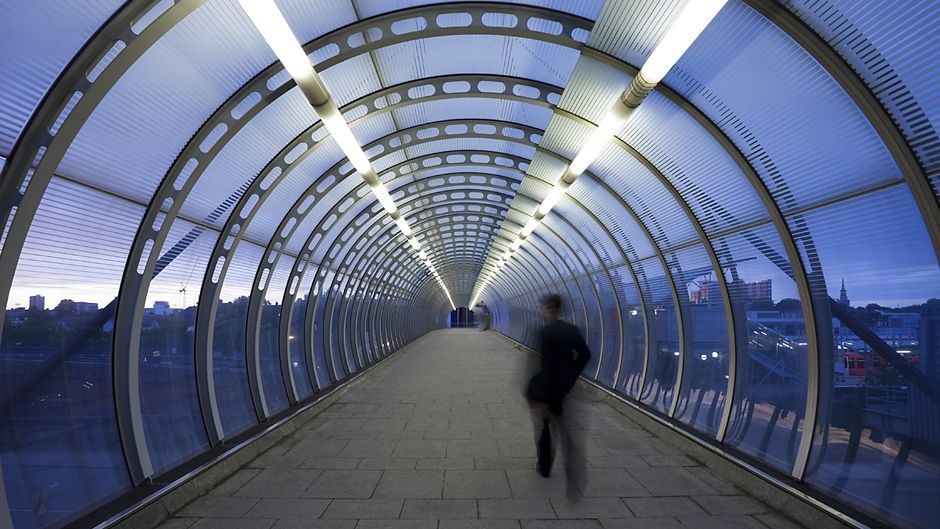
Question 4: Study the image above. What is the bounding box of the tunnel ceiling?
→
[1,1,940,529]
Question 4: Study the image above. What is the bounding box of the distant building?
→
[839,278,850,306]
[28,294,44,311]
[74,302,99,314]
[691,279,772,305]
[152,301,172,316]
[745,279,772,303]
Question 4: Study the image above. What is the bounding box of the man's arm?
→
[574,329,591,374]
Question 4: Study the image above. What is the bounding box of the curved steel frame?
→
[0,2,934,522]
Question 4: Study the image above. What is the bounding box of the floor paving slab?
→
[154,330,814,529]
[399,498,478,519]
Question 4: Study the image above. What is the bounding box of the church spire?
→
[839,277,850,306]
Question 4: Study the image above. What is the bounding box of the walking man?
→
[526,293,591,497]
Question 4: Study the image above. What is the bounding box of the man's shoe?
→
[535,461,551,478]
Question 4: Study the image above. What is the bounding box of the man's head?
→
[538,293,562,320]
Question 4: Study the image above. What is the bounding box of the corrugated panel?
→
[551,193,618,267]
[11,176,143,307]
[241,138,349,244]
[781,0,940,201]
[0,0,122,154]
[622,91,769,236]
[592,145,700,251]
[354,0,605,21]
[319,53,384,106]
[668,1,901,213]
[555,55,633,124]
[59,0,281,203]
[182,89,317,227]
[573,176,657,262]
[586,0,685,68]
[372,35,579,87]
[541,210,602,275]
[277,0,358,45]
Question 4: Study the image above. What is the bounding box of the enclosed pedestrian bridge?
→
[0,1,938,529]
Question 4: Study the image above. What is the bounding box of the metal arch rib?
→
[0,0,586,467]
[300,195,518,376]
[0,0,207,485]
[285,185,519,383]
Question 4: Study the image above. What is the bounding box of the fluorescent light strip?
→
[471,0,727,307]
[238,0,455,310]
[639,0,727,85]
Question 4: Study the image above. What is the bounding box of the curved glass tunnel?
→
[1,1,939,528]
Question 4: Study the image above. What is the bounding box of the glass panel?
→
[595,270,622,385]
[140,218,215,474]
[288,258,316,398]
[612,264,645,398]
[637,257,680,413]
[797,185,940,529]
[714,223,807,472]
[313,270,343,382]
[1,178,135,529]
[259,257,292,414]
[670,244,730,437]
[213,242,264,437]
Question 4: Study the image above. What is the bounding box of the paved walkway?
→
[164,329,805,529]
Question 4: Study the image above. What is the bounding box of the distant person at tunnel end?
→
[525,293,590,497]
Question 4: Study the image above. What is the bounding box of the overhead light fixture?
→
[639,0,728,85]
[371,182,398,215]
[519,218,538,238]
[238,0,457,311]
[318,110,372,174]
[237,0,314,83]
[394,217,412,237]
[537,181,571,216]
[568,105,632,176]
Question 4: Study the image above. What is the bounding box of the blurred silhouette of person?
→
[525,293,591,498]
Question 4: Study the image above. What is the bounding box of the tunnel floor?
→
[165,329,806,529]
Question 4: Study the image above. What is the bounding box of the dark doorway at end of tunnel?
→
[448,307,475,328]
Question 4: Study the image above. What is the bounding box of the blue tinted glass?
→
[611,264,645,397]
[289,266,316,397]
[259,302,289,414]
[795,185,940,528]
[213,243,261,437]
[594,270,622,385]
[637,257,680,413]
[139,218,214,473]
[669,244,730,437]
[1,179,132,528]
[259,258,291,414]
[714,223,807,472]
